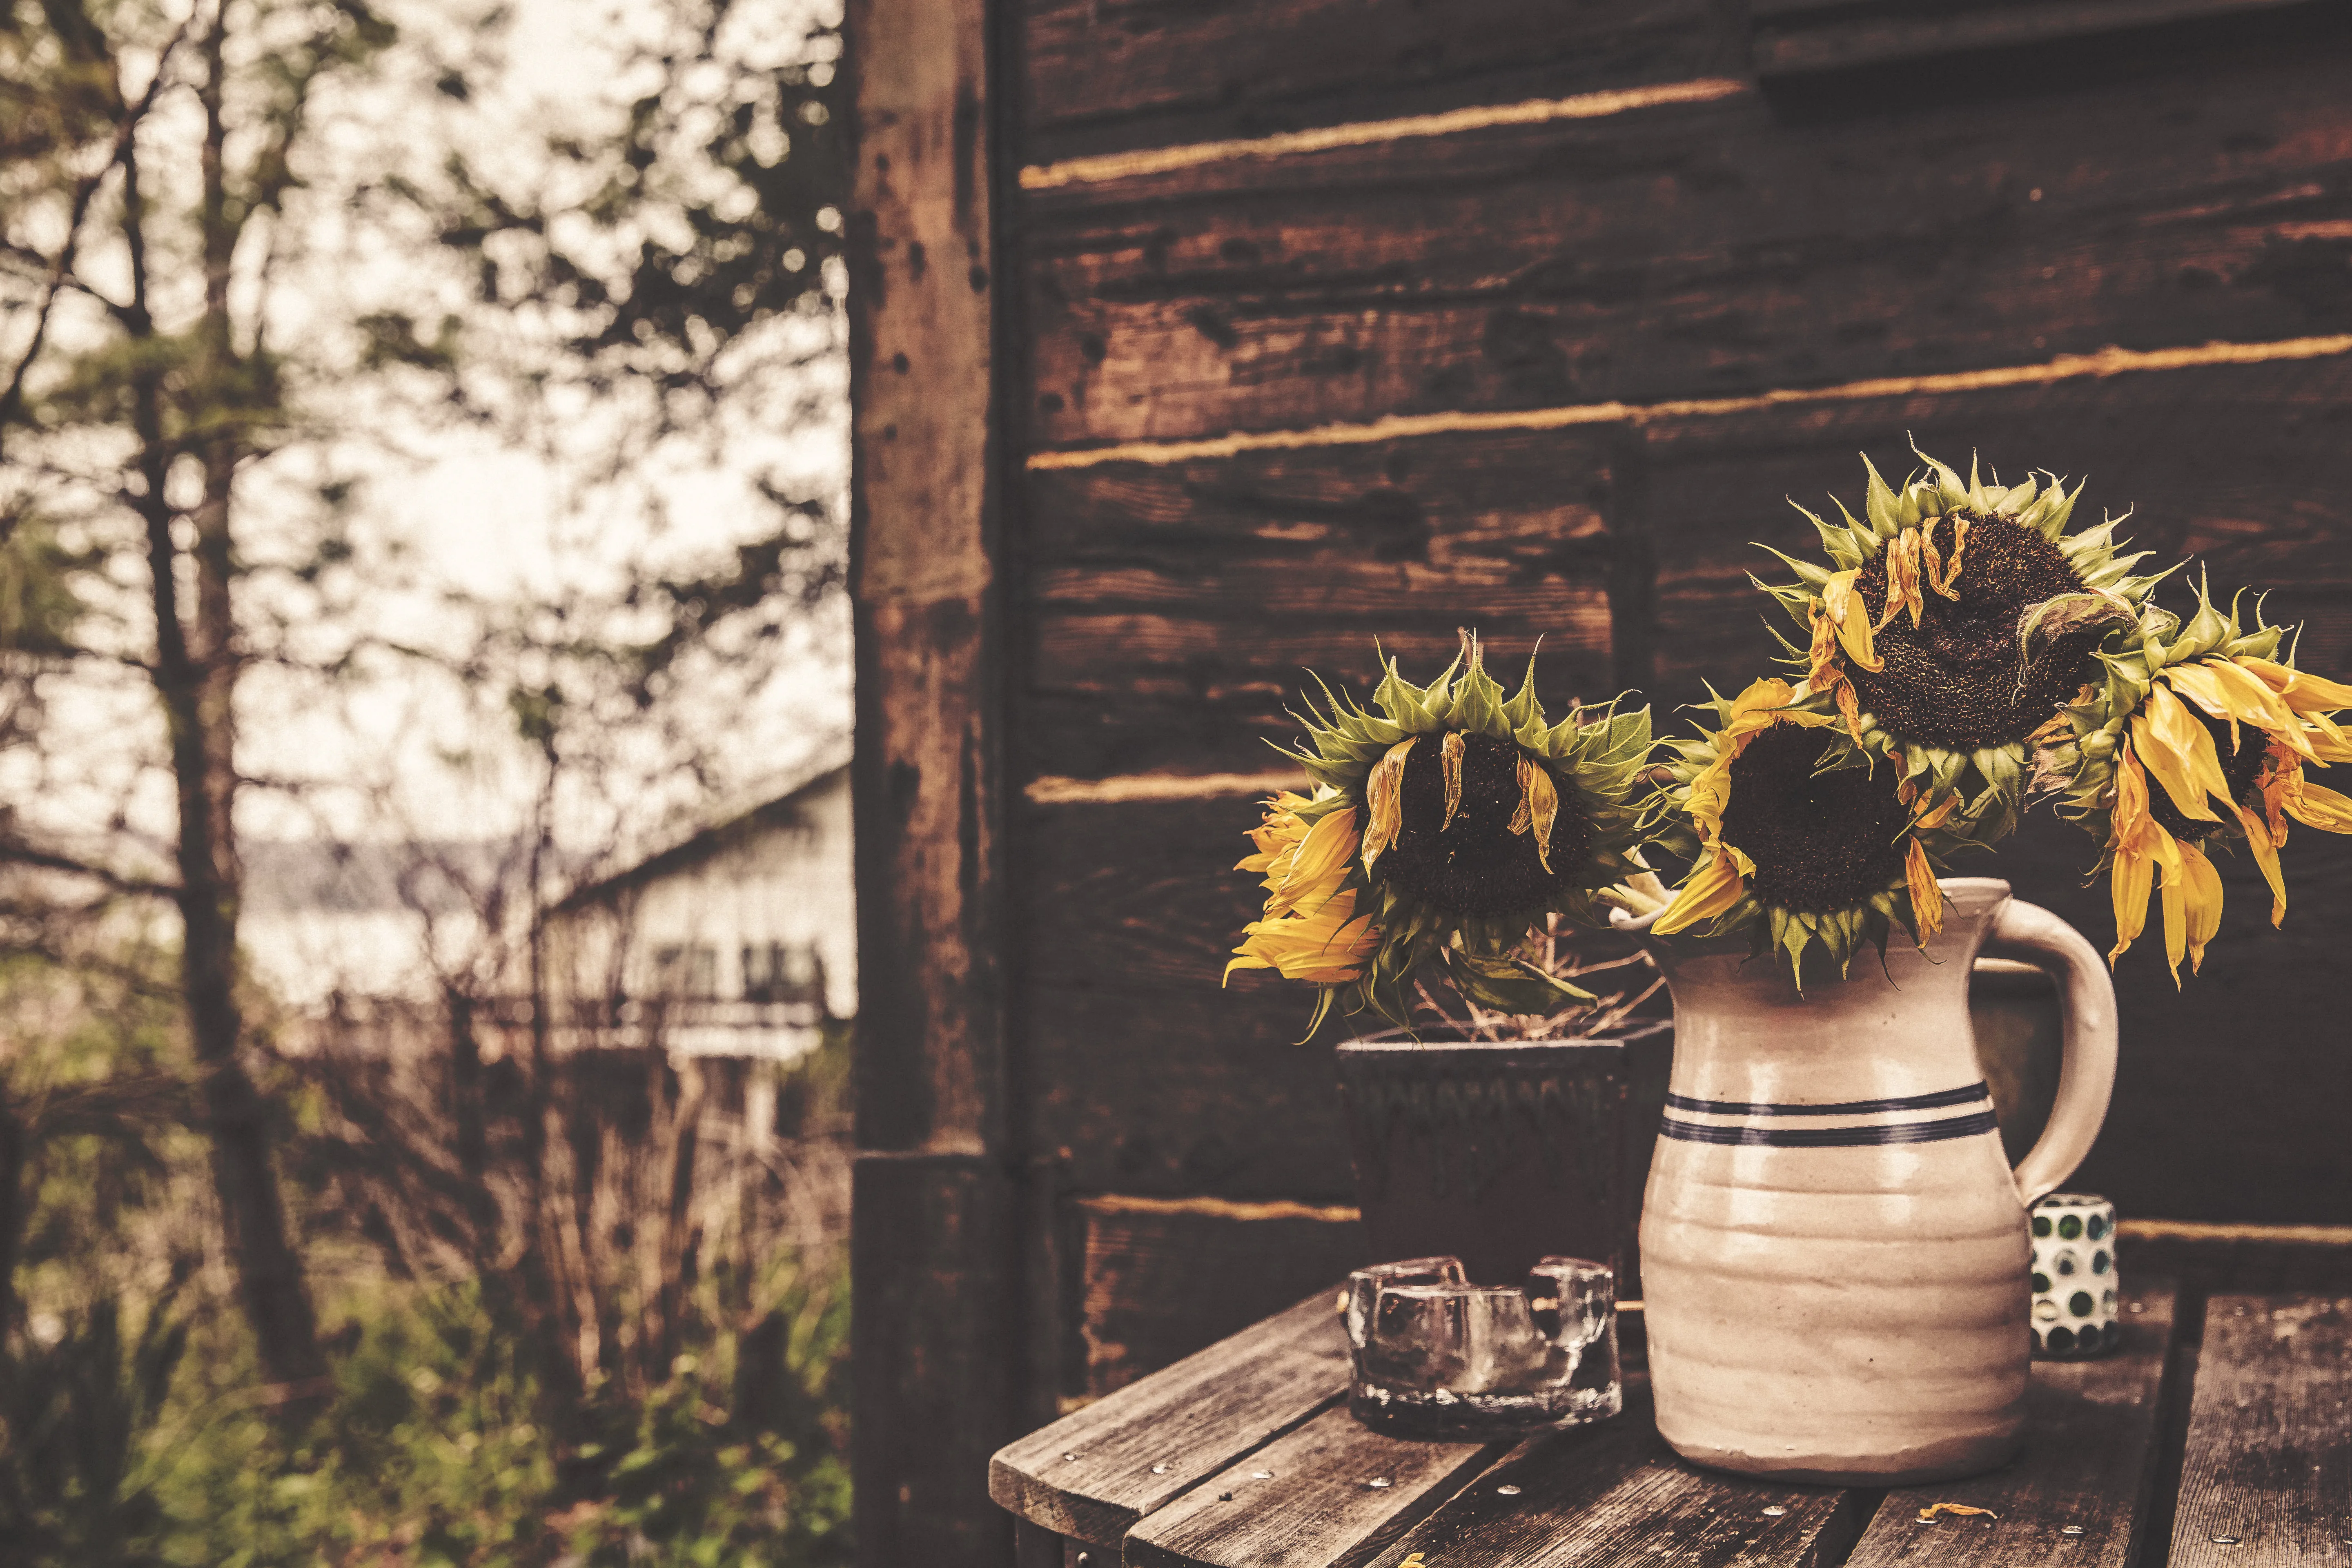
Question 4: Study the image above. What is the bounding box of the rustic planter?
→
[1333,1021,1670,1288]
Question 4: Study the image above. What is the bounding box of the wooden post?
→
[846,0,1018,1558]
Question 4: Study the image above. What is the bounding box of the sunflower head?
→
[1757,440,2172,827]
[1227,633,1655,1032]
[2035,579,2352,982]
[1645,676,2000,986]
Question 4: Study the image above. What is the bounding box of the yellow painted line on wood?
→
[1019,78,1750,192]
[1027,333,2352,471]
[1078,1193,1362,1225]
[1026,769,1307,805]
[2120,1218,2352,1247]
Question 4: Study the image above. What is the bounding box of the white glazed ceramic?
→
[1615,878,2118,1485]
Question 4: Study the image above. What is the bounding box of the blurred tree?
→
[1,0,849,1450]
[0,0,416,1410]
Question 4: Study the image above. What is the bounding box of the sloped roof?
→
[553,738,850,912]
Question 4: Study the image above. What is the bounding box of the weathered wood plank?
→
[847,0,1004,1158]
[991,1287,1353,1546]
[1020,0,1738,166]
[1022,980,1359,1202]
[847,0,1010,1557]
[1845,1281,2180,1568]
[1360,1399,1873,1568]
[1752,0,2332,80]
[1019,428,1629,780]
[2167,1294,2352,1566]
[852,1154,1021,1566]
[2120,1225,2352,1298]
[1020,41,2352,448]
[1071,1196,1370,1399]
[1125,1404,1509,1568]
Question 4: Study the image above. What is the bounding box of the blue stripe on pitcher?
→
[1663,1081,1991,1118]
[1658,1082,1996,1147]
[1659,1108,2000,1147]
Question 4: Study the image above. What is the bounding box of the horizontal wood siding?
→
[1022,427,1631,779]
[1023,38,2352,450]
[1020,0,1739,165]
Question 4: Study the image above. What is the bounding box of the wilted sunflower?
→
[1757,442,2172,826]
[1647,676,1989,984]
[2036,584,2352,982]
[1225,633,1654,1033]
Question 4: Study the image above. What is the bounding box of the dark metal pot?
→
[1334,1020,1673,1287]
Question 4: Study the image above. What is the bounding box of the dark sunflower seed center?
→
[1376,730,1594,917]
[1846,511,2095,752]
[1718,724,1912,914]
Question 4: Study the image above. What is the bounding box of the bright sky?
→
[235,0,853,852]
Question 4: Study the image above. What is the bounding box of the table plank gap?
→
[1355,1390,1863,1568]
[2167,1292,2352,1568]
[1124,1402,1518,1568]
[992,1286,1354,1544]
[1843,1278,2180,1567]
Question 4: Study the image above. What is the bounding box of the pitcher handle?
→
[1985,897,2119,1207]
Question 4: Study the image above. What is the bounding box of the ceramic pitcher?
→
[1615,877,2117,1485]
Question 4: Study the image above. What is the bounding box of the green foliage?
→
[1,955,854,1567]
[2,1258,851,1568]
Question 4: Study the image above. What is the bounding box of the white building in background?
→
[544,747,856,1061]
[243,745,855,1064]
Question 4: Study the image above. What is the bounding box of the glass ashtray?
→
[1344,1254,1623,1439]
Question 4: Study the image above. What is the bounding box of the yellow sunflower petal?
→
[1875,529,1927,633]
[2176,839,2224,976]
[1229,887,1380,984]
[2108,846,2156,966]
[2156,662,2242,753]
[1819,572,1883,673]
[2207,659,2318,760]
[1905,836,1944,944]
[1653,850,1747,936]
[1807,590,1870,744]
[2283,776,2352,833]
[1361,739,1415,873]
[2236,804,2289,927]
[1269,806,1360,917]
[1519,753,1560,873]
[1927,514,1969,597]
[2131,698,2222,824]
[2151,824,2188,987]
[1440,730,1465,833]
[2107,746,2158,964]
[2241,657,2352,713]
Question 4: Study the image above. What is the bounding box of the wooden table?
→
[991,1286,2352,1567]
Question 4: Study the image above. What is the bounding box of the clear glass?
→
[1344,1254,1621,1438]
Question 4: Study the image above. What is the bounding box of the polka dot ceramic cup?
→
[2030,1194,2118,1356]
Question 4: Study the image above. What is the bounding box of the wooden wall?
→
[851,0,2352,1558]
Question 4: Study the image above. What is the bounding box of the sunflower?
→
[1757,441,2172,827]
[2035,584,2352,982]
[1225,633,1654,1033]
[1648,677,1989,984]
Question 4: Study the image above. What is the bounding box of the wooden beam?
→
[847,0,1016,1557]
